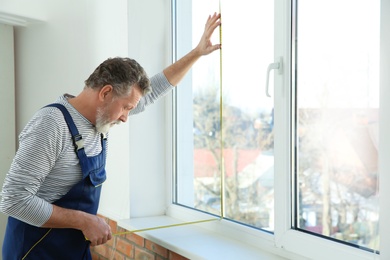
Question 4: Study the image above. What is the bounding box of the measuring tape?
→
[218,0,225,219]
[112,218,219,237]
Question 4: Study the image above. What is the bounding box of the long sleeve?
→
[129,72,174,116]
[0,112,63,227]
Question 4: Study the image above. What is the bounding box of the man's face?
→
[95,84,143,134]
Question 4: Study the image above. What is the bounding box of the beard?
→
[95,106,121,134]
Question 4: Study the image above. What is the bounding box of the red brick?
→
[125,232,145,247]
[156,255,167,260]
[108,237,116,247]
[134,247,155,260]
[145,239,168,258]
[116,226,126,233]
[116,237,134,256]
[91,251,101,260]
[115,227,131,240]
[108,219,118,233]
[92,244,111,258]
[109,250,127,260]
[169,251,189,260]
[92,215,189,260]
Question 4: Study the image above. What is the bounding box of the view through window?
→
[174,0,275,232]
[295,0,380,251]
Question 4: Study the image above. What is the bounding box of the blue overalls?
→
[2,103,107,260]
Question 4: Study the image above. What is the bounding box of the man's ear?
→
[99,85,113,101]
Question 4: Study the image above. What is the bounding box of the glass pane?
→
[296,0,380,251]
[175,0,222,215]
[175,0,275,232]
[221,0,274,231]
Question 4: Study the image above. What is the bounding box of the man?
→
[0,13,221,259]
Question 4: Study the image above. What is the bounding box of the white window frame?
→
[166,0,384,259]
[379,0,390,258]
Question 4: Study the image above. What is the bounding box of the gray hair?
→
[84,57,151,97]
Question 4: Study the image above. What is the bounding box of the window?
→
[294,0,380,251]
[174,0,276,231]
[172,0,380,258]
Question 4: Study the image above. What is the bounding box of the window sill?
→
[118,215,288,260]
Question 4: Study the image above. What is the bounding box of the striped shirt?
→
[0,72,173,227]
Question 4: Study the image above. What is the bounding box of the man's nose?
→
[119,112,128,123]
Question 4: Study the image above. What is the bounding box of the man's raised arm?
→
[163,13,221,86]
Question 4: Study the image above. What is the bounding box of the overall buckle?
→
[72,134,84,151]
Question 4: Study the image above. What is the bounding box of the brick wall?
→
[90,215,189,260]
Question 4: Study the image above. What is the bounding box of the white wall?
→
[126,0,172,218]
[0,0,172,224]
[0,0,131,223]
[0,23,15,254]
[12,0,128,130]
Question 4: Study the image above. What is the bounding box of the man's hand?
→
[194,12,222,56]
[81,214,112,246]
[163,13,221,86]
[42,205,112,246]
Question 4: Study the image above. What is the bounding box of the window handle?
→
[265,57,283,97]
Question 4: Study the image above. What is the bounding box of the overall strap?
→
[45,103,85,153]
